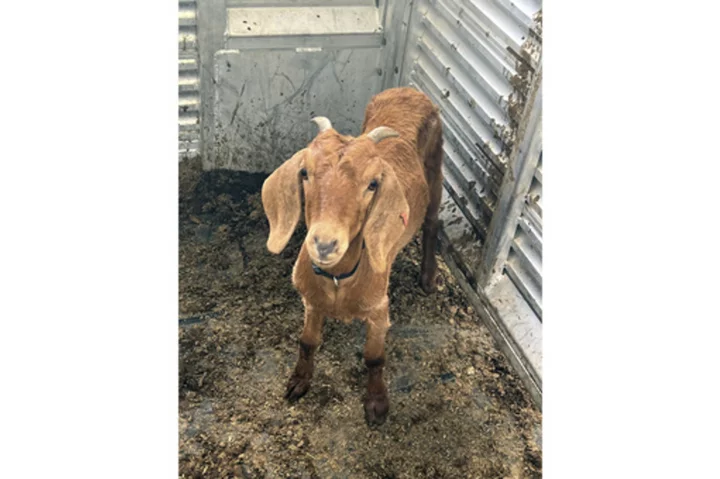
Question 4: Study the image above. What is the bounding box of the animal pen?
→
[179,0,542,477]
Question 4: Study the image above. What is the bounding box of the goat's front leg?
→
[285,304,323,402]
[363,302,391,426]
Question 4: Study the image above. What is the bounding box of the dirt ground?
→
[178,158,542,478]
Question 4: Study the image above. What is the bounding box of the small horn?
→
[367,126,400,144]
[311,116,333,133]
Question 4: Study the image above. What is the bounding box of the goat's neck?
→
[323,234,364,277]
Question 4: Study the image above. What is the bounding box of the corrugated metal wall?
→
[398,0,541,247]
[391,0,543,403]
[179,1,201,160]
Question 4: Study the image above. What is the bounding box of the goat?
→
[261,87,444,426]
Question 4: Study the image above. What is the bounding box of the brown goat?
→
[261,87,443,425]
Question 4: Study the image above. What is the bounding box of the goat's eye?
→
[368,179,379,191]
[300,168,308,180]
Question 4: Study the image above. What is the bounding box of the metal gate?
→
[183,0,543,405]
[195,0,386,171]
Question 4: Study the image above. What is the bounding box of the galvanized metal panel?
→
[227,6,380,37]
[485,272,542,394]
[196,0,226,165]
[179,1,201,160]
[212,48,382,171]
[478,80,541,282]
[398,0,541,246]
[377,0,414,91]
[196,2,385,171]
[225,6,383,50]
[506,151,542,319]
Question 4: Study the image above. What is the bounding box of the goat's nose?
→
[314,237,338,259]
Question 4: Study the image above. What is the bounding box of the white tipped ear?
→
[311,116,333,133]
[367,126,400,144]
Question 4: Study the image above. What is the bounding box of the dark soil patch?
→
[179,158,542,478]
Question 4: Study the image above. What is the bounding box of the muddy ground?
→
[179,158,542,478]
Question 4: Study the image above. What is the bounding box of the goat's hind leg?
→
[285,305,323,402]
[420,119,444,294]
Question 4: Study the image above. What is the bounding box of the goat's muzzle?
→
[306,223,348,267]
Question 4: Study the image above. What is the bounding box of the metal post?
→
[476,72,542,290]
[196,0,227,168]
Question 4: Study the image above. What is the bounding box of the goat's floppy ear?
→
[363,163,410,272]
[262,149,306,254]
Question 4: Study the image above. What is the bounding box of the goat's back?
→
[361,87,440,156]
[361,88,443,197]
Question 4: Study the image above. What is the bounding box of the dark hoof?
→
[284,374,311,402]
[420,271,438,294]
[364,393,390,426]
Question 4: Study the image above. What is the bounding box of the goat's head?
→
[262,117,409,273]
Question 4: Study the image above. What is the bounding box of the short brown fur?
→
[262,87,444,426]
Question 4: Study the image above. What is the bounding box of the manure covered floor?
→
[179,159,542,478]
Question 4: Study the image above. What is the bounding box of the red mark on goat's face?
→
[400,212,408,227]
